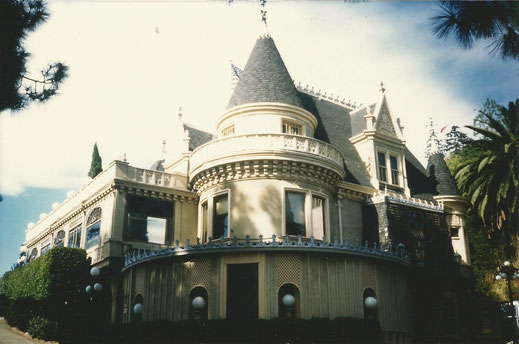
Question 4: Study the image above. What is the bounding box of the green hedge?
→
[0,247,91,341]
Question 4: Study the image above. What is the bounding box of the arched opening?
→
[278,283,300,319]
[363,288,378,322]
[189,286,208,320]
[133,293,144,322]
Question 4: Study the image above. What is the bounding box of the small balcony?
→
[189,134,345,180]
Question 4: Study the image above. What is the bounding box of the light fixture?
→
[90,267,101,277]
[134,303,143,314]
[364,296,377,309]
[20,255,27,263]
[94,283,103,292]
[85,285,93,293]
[504,261,511,267]
[192,296,206,310]
[282,294,296,307]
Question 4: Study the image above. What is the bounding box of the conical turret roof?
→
[227,35,303,109]
[427,152,461,196]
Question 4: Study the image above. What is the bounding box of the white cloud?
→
[0,2,514,196]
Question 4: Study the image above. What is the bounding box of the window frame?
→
[85,207,102,250]
[212,192,230,240]
[281,119,304,136]
[53,229,66,248]
[376,149,402,187]
[198,189,231,242]
[282,188,329,240]
[41,237,51,256]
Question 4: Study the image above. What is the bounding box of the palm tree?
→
[455,99,518,243]
[430,1,519,61]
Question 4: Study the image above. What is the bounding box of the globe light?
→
[282,294,296,307]
[501,273,507,278]
[505,261,511,267]
[94,283,103,292]
[364,296,377,309]
[85,285,93,293]
[19,245,28,253]
[496,275,502,281]
[133,303,143,314]
[90,267,101,277]
[20,255,27,263]
[192,296,206,310]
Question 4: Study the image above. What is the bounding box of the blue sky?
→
[0,1,517,275]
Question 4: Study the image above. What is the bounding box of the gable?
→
[375,102,398,137]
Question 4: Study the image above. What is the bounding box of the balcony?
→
[189,134,345,180]
[123,235,411,270]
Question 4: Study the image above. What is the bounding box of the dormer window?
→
[377,150,401,187]
[282,120,302,135]
[377,152,387,182]
[222,124,235,137]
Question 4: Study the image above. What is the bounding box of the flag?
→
[231,62,242,91]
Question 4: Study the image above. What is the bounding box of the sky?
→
[0,1,517,275]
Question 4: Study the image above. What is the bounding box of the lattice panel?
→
[277,254,301,288]
[362,263,377,290]
[189,258,212,290]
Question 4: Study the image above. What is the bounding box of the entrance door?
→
[226,263,258,319]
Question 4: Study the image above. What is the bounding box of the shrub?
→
[27,316,58,341]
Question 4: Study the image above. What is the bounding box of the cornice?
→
[190,159,342,194]
[337,181,376,201]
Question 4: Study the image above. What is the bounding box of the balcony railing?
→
[189,134,344,175]
[114,163,186,189]
[122,235,410,270]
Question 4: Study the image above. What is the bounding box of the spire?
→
[226,35,303,109]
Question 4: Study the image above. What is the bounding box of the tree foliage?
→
[0,0,68,113]
[430,1,519,60]
[88,142,103,178]
[454,99,518,243]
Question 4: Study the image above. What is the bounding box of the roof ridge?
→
[294,81,361,110]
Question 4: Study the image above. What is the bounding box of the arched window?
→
[189,287,208,320]
[86,207,102,249]
[54,230,65,247]
[278,283,300,319]
[363,288,378,322]
[29,248,38,261]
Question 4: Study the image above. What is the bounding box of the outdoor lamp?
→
[20,255,27,263]
[192,296,206,310]
[133,303,143,315]
[496,275,503,281]
[505,261,511,266]
[282,294,296,307]
[364,296,377,309]
[19,245,28,253]
[90,267,100,277]
[85,285,93,293]
[94,283,103,292]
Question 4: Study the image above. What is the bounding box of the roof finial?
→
[379,81,386,93]
[427,117,441,156]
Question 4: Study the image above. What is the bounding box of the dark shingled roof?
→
[227,35,304,109]
[427,152,461,196]
[298,92,373,187]
[183,123,213,151]
[150,160,165,171]
[350,107,368,137]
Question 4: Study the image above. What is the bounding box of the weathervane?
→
[260,0,267,26]
[379,81,386,93]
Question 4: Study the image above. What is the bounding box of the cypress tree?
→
[88,143,103,178]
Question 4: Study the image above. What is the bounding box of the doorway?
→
[226,263,258,319]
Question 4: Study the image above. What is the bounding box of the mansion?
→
[21,34,472,343]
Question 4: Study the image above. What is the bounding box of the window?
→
[390,155,399,185]
[285,192,306,236]
[86,222,101,249]
[282,120,302,135]
[86,207,102,249]
[377,152,387,182]
[54,230,65,247]
[311,195,325,240]
[213,194,229,239]
[29,248,38,261]
[41,238,51,255]
[68,224,82,248]
[221,124,235,137]
[450,227,460,238]
[201,201,208,242]
[125,195,173,244]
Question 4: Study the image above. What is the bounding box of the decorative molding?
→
[337,181,376,201]
[190,159,342,194]
[116,184,198,203]
[122,235,411,271]
[367,190,444,212]
[294,81,360,110]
